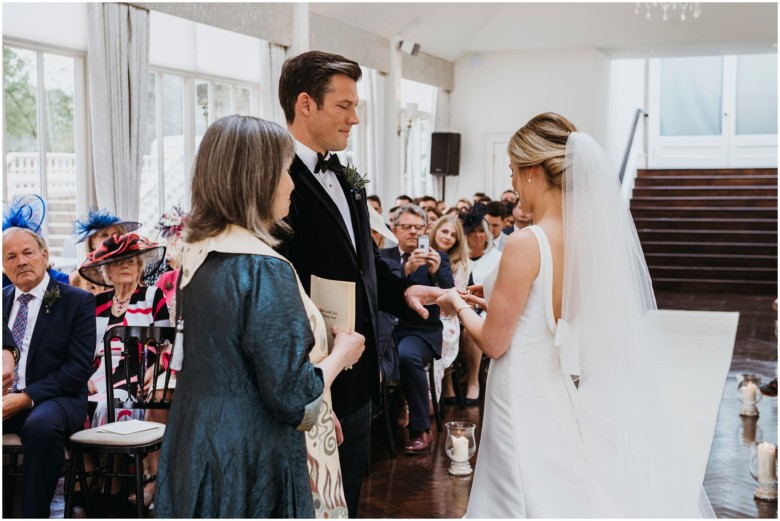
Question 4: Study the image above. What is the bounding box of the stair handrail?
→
[619,108,646,185]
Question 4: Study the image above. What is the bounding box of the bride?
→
[437,112,712,518]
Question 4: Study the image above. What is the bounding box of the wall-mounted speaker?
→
[430,132,460,176]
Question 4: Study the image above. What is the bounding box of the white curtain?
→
[86,3,150,221]
[260,42,288,127]
[402,118,433,197]
[361,67,385,197]
[434,88,450,132]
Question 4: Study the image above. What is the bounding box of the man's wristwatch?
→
[3,345,20,365]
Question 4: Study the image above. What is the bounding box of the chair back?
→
[101,325,177,423]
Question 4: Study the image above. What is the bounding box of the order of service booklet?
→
[310,275,356,357]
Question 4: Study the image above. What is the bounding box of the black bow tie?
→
[314,153,345,175]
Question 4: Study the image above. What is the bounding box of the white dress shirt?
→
[295,140,356,250]
[7,272,50,389]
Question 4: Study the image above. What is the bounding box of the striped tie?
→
[11,293,35,391]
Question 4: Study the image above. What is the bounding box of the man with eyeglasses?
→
[379,205,453,455]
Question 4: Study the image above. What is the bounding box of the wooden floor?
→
[357,292,778,519]
[31,292,778,518]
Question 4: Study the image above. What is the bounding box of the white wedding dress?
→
[466,225,599,518]
[466,131,713,519]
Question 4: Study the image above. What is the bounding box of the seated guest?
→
[2,227,95,518]
[2,195,69,287]
[500,189,519,204]
[78,233,169,506]
[500,199,516,234]
[455,197,472,215]
[155,115,365,518]
[70,207,141,293]
[367,194,383,215]
[425,207,443,234]
[418,195,438,211]
[430,215,470,404]
[460,205,502,405]
[512,199,533,231]
[485,201,509,251]
[395,194,413,207]
[380,205,453,454]
[154,206,188,317]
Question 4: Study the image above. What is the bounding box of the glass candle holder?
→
[445,421,477,476]
[739,415,763,445]
[749,441,778,501]
[736,373,763,417]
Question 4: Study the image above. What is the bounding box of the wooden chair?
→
[64,325,176,518]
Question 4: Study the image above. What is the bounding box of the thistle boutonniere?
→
[42,287,62,314]
[343,164,370,200]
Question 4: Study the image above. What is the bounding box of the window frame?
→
[3,36,89,257]
[145,64,261,224]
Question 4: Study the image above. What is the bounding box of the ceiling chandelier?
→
[635,3,701,21]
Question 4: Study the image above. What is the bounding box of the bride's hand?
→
[466,284,484,299]
[436,288,464,316]
[463,293,488,311]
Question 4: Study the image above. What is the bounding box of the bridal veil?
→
[559,132,714,517]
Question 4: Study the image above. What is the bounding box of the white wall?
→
[606,58,646,171]
[3,3,87,50]
[448,48,611,202]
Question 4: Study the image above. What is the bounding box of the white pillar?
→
[382,36,403,207]
[290,2,309,57]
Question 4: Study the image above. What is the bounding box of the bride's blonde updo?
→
[508,112,577,189]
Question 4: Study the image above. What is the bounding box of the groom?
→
[278,50,442,517]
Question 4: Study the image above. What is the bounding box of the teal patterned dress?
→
[155,254,324,518]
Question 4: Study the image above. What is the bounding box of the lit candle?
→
[757,442,777,483]
[451,435,469,462]
[742,382,758,405]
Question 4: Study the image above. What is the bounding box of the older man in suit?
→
[2,227,95,518]
[278,50,443,517]
[380,205,453,454]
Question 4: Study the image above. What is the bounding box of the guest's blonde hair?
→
[507,112,578,189]
[430,215,469,274]
[186,115,294,246]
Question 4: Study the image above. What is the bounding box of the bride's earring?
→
[527,177,532,183]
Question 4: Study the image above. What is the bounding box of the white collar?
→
[295,140,333,175]
[14,272,50,302]
[179,225,287,288]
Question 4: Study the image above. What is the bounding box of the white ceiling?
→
[309,2,778,62]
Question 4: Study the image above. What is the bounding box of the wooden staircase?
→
[631,168,778,295]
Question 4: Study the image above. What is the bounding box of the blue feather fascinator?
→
[72,207,141,243]
[3,194,46,234]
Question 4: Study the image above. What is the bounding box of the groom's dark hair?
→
[279,50,362,124]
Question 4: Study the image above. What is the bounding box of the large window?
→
[400,78,438,198]
[139,68,260,237]
[649,53,777,168]
[3,42,86,259]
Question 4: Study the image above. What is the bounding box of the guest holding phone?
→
[379,205,453,454]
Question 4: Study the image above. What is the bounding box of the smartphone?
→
[417,234,430,254]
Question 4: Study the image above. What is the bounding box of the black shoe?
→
[442,396,457,406]
[760,378,777,397]
[464,397,480,406]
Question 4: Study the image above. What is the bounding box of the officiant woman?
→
[154,115,365,518]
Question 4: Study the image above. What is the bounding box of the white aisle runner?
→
[657,310,739,491]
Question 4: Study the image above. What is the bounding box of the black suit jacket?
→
[2,278,96,431]
[279,155,412,417]
[378,248,453,357]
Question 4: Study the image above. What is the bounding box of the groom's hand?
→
[404,285,445,319]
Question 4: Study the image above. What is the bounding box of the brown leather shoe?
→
[404,431,432,455]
